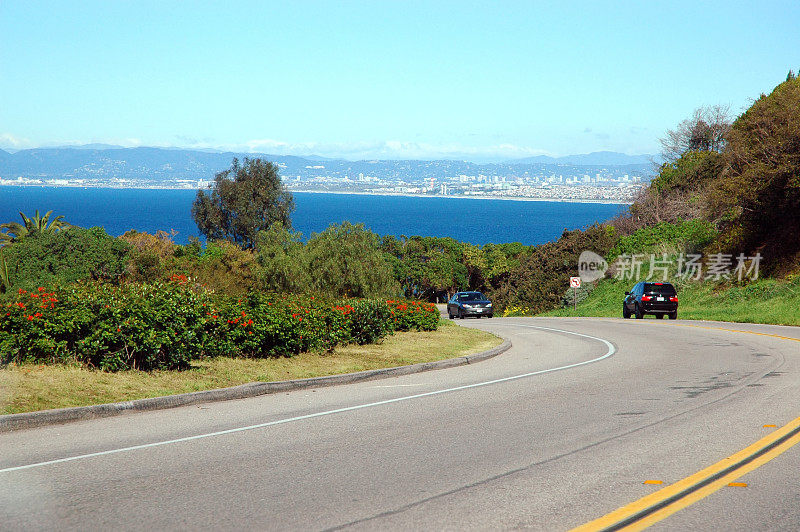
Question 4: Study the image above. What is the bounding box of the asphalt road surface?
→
[2,317,799,531]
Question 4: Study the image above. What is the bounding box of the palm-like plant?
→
[0,210,70,240]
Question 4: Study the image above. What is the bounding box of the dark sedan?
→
[448,291,493,319]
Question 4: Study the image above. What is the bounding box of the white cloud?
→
[0,133,32,150]
[235,138,553,162]
[1,133,651,162]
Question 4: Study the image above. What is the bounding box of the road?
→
[2,317,799,530]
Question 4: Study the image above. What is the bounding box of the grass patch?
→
[540,275,800,326]
[0,320,501,415]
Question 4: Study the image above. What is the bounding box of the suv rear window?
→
[644,283,676,295]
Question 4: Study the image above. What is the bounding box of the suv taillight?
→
[670,296,678,302]
[641,295,652,302]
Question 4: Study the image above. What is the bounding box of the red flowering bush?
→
[1,283,216,371]
[1,283,438,371]
[386,299,439,331]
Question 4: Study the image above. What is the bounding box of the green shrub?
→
[608,220,718,260]
[1,227,131,291]
[1,282,215,371]
[342,299,393,344]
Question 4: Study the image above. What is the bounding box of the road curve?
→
[1,317,799,530]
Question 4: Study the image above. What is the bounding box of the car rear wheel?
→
[668,311,677,320]
[655,313,664,319]
[448,310,454,320]
[459,309,465,319]
[623,304,631,319]
[635,304,643,319]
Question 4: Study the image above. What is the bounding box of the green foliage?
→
[192,158,295,249]
[1,227,131,291]
[560,282,595,308]
[541,273,800,327]
[607,220,718,260]
[381,235,468,299]
[121,230,178,283]
[706,77,800,270]
[256,222,310,293]
[493,225,619,314]
[650,150,723,194]
[0,250,8,293]
[179,240,262,296]
[1,283,214,371]
[302,222,399,298]
[339,299,393,345]
[0,209,70,241]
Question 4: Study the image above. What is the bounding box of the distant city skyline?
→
[1,1,798,161]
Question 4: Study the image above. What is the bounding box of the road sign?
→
[570,277,581,288]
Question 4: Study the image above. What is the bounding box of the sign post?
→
[570,277,581,311]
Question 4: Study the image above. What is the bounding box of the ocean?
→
[0,187,625,246]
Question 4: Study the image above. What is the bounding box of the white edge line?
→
[0,324,615,474]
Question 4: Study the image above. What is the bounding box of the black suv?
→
[623,282,678,319]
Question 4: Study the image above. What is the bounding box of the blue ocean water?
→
[0,187,625,246]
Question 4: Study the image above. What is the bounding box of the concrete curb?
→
[0,339,511,433]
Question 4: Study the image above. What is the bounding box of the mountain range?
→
[0,146,654,183]
[508,151,655,166]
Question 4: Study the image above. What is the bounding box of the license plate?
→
[657,297,664,301]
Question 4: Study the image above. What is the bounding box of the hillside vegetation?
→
[538,74,800,324]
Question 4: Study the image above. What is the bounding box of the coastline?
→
[285,189,633,205]
[0,183,634,205]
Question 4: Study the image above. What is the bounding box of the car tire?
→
[668,311,677,320]
[448,311,454,320]
[635,304,643,319]
[655,313,664,319]
[459,309,465,319]
[623,304,631,319]
[488,314,493,318]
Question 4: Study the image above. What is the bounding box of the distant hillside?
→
[0,145,653,184]
[510,151,655,166]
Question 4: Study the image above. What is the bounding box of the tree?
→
[659,105,731,163]
[0,210,70,242]
[192,158,295,249]
[255,222,310,293]
[305,222,399,298]
[706,76,800,270]
[380,236,467,300]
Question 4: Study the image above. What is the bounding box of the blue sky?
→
[1,1,798,161]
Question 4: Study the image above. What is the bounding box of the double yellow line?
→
[573,415,800,530]
[574,324,800,530]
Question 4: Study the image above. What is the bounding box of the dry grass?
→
[0,321,502,415]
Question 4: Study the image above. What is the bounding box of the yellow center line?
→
[572,415,800,531]
[630,320,800,343]
[572,321,800,530]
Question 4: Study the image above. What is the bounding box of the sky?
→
[1,1,798,161]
